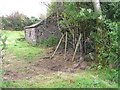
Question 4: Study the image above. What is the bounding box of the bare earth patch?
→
[3,49,87,81]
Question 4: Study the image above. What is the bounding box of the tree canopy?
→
[1,12,40,31]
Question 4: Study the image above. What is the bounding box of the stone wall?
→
[25,28,37,44]
[24,13,61,44]
[35,23,60,43]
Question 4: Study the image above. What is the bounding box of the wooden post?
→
[72,33,82,61]
[51,34,64,58]
[64,32,67,59]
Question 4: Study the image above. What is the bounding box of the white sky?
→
[0,0,51,18]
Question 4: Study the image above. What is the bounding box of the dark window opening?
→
[29,31,31,37]
[51,32,54,34]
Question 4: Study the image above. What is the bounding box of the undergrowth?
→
[38,35,59,47]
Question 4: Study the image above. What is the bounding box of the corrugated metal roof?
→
[24,21,43,29]
[24,13,56,29]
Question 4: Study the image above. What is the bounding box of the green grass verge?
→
[1,71,118,88]
[0,30,46,60]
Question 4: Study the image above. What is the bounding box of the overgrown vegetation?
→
[0,1,119,88]
[48,2,119,68]
[47,2,119,87]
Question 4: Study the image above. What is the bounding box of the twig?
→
[72,33,82,61]
[64,32,67,59]
[51,34,65,58]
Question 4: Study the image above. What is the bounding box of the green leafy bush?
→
[40,36,59,47]
[90,19,119,68]
[97,68,118,83]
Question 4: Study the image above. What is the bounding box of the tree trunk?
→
[92,0,102,16]
[92,0,102,62]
